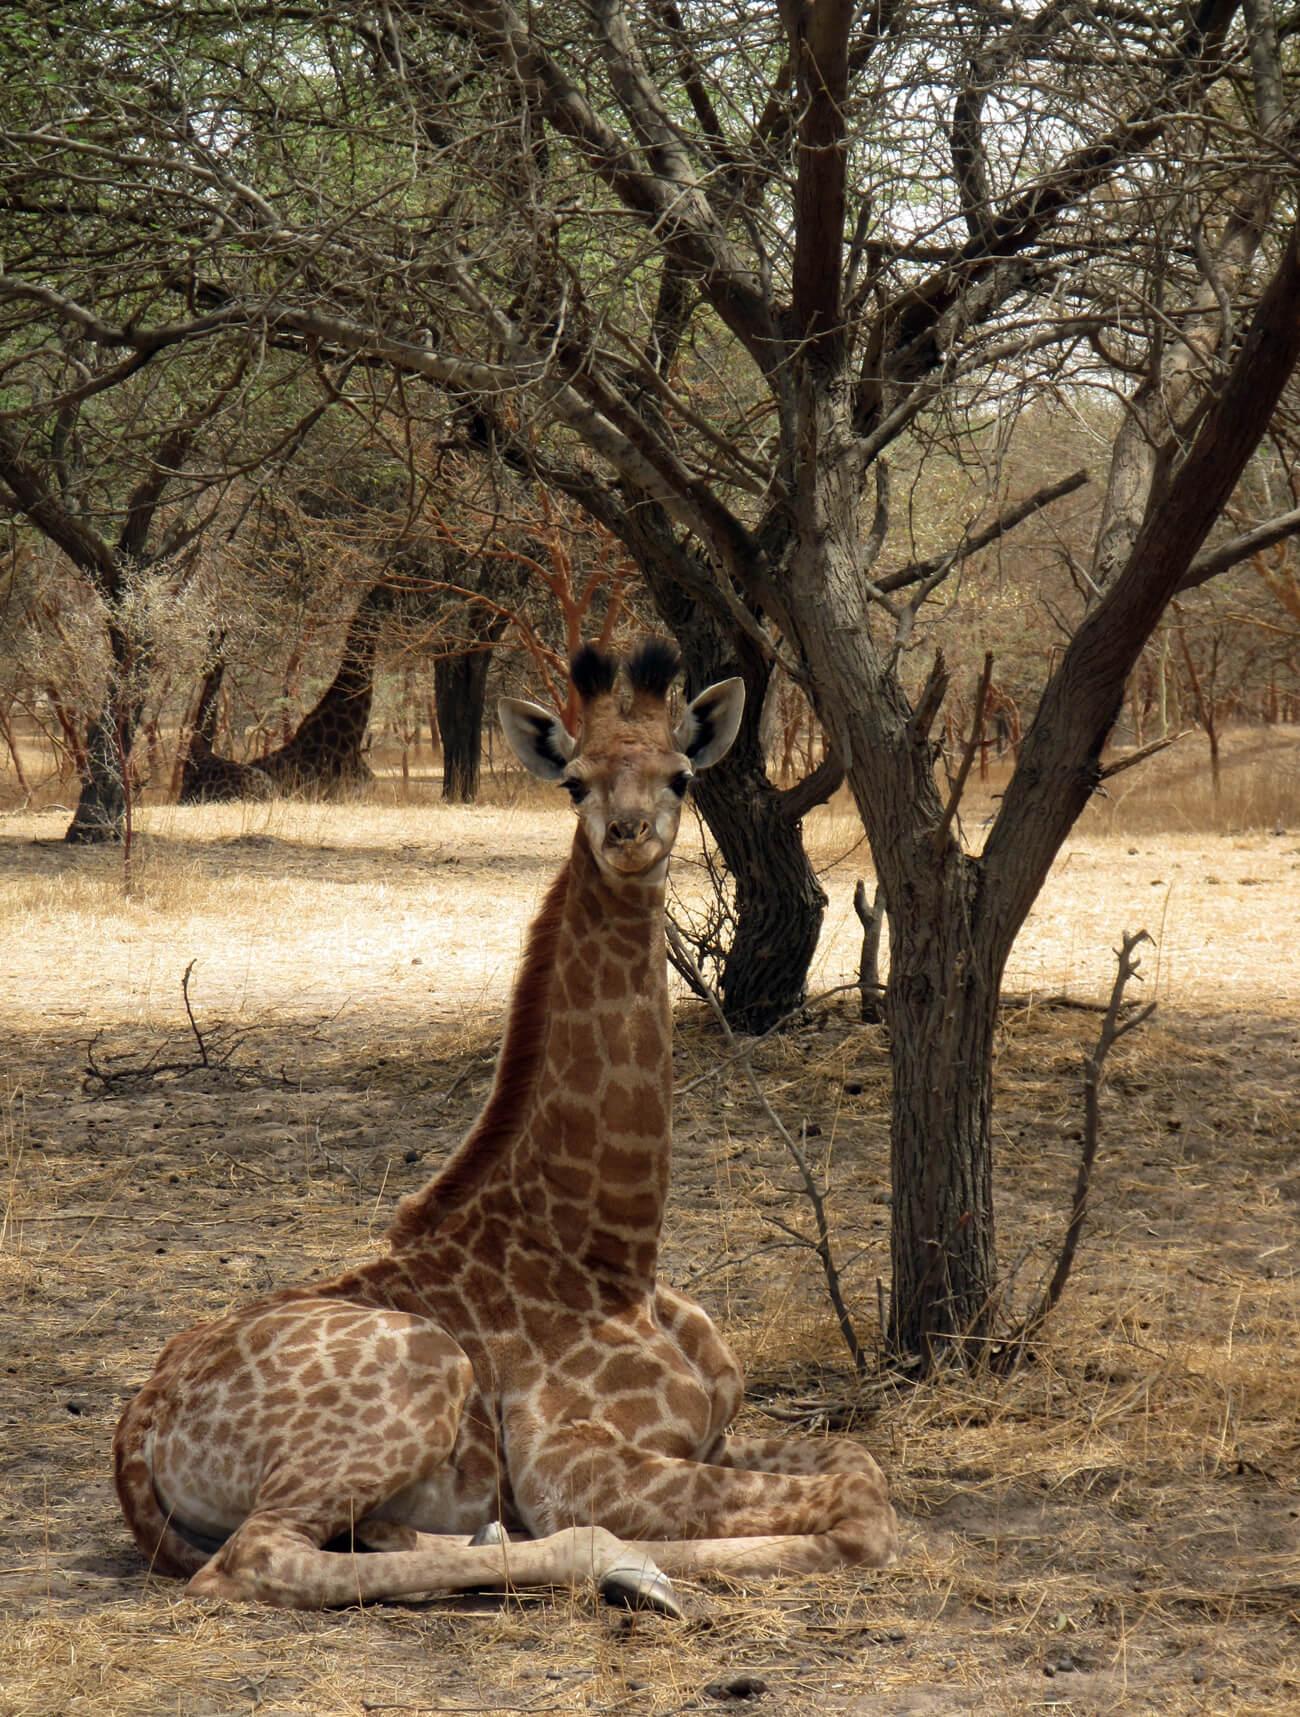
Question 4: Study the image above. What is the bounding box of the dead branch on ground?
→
[84,961,264,1091]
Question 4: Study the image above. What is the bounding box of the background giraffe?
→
[176,637,273,804]
[114,641,898,1611]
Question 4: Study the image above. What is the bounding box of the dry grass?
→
[1,756,1297,1715]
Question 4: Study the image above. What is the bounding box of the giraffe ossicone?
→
[115,639,899,1612]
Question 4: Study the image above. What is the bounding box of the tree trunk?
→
[692,728,827,1033]
[435,649,491,803]
[884,859,1001,1361]
[65,618,140,844]
[631,523,828,1033]
[64,698,131,842]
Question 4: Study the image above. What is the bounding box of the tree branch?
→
[877,469,1090,596]
[999,930,1156,1362]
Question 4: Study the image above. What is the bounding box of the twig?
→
[934,652,994,852]
[1097,730,1191,780]
[676,982,862,1094]
[1000,929,1156,1363]
[851,880,886,1025]
[84,964,259,1091]
[666,924,868,1373]
[179,959,209,1067]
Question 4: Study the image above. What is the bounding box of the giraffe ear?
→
[499,698,577,781]
[673,677,745,770]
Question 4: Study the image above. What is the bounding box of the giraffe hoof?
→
[469,1520,509,1547]
[599,1556,683,1620]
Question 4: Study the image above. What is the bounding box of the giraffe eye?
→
[562,778,588,804]
[669,771,692,797]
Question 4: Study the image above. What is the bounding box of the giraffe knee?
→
[827,1473,900,1568]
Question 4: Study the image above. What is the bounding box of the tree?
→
[7,2,1300,1362]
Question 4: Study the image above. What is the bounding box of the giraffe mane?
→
[386,859,570,1246]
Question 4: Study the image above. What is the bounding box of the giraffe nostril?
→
[608,818,650,845]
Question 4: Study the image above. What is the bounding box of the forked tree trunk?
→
[435,649,491,803]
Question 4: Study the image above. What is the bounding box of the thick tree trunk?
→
[64,698,132,843]
[435,649,491,803]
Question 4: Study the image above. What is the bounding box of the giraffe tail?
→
[112,1383,208,1580]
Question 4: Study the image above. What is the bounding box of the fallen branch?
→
[84,962,260,1090]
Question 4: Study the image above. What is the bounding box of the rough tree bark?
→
[435,646,493,802]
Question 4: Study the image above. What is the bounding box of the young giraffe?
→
[114,641,898,1612]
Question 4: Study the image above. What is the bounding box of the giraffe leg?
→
[508,1426,898,1582]
[707,1430,891,1485]
[348,1518,682,1616]
[187,1514,671,1609]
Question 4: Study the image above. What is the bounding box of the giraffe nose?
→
[606,816,651,845]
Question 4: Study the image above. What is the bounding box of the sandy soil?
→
[0,792,1296,1716]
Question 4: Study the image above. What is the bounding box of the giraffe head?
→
[500,641,744,885]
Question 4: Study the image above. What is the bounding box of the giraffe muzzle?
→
[605,817,652,846]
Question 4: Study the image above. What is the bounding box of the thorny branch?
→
[998,929,1157,1367]
[666,922,869,1373]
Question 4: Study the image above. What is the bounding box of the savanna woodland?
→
[2,3,1298,1714]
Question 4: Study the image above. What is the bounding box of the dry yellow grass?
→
[1,738,1297,1715]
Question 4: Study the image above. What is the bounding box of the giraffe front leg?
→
[509,1426,899,1583]
[188,1512,677,1610]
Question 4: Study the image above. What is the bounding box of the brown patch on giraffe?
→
[559,1053,601,1096]
[604,1079,666,1138]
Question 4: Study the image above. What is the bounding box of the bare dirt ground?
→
[1,741,1297,1716]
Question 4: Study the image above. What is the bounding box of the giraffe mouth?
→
[601,839,668,877]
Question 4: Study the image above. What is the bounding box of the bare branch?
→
[666,922,869,1373]
[1180,505,1300,591]
[878,469,1091,597]
[934,652,994,854]
[1001,930,1157,1361]
[1097,730,1191,781]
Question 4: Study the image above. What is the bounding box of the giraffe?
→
[253,587,386,795]
[114,640,899,1613]
[176,639,274,805]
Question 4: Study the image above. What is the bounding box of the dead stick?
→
[667,923,868,1372]
[934,652,993,852]
[1005,929,1156,1357]
[180,959,210,1067]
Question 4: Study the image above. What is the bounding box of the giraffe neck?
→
[389,830,673,1287]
